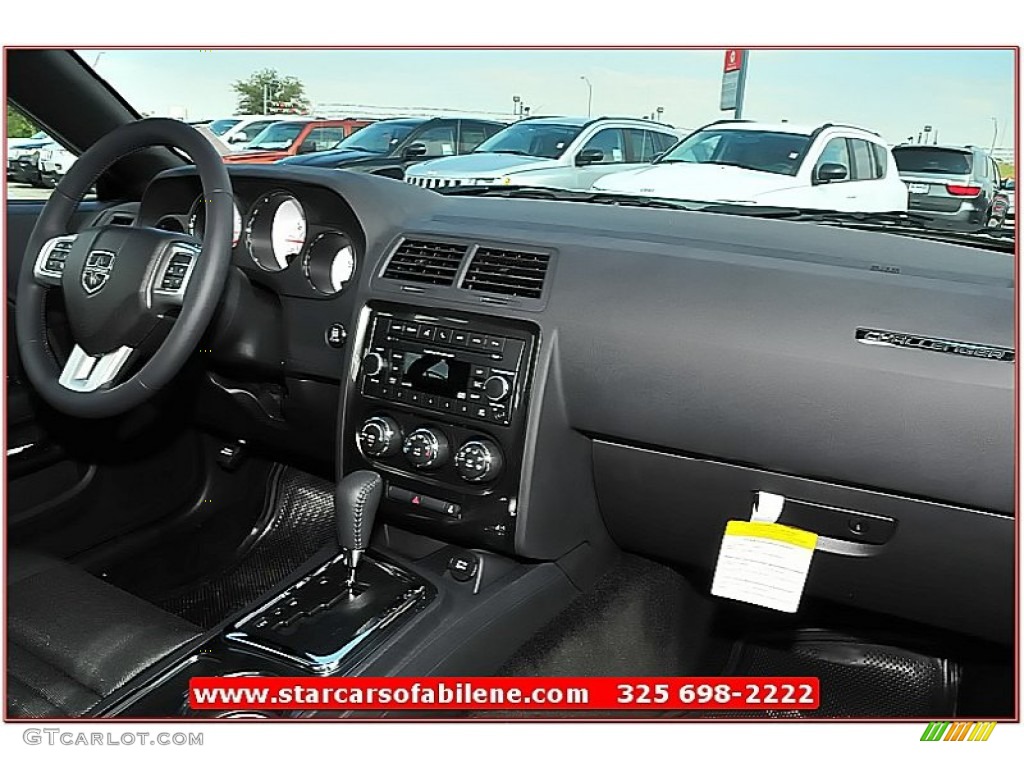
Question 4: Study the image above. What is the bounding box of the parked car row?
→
[279,116,507,176]
[8,110,1014,228]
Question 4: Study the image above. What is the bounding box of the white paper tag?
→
[711,520,818,613]
[751,491,785,524]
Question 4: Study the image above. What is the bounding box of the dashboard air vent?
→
[108,213,135,226]
[462,247,551,300]
[382,239,468,286]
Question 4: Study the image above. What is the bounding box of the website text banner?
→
[189,676,820,711]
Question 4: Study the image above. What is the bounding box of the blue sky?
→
[85,48,1015,149]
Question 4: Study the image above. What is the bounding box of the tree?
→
[231,69,311,115]
[7,105,39,138]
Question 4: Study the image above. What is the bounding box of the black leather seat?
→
[7,550,201,718]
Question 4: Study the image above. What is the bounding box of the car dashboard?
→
[135,164,1014,644]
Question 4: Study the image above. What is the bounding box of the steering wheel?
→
[15,118,234,419]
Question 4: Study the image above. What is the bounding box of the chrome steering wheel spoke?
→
[33,234,78,286]
[58,344,135,393]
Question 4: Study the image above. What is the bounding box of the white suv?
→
[594,120,908,213]
[405,116,680,191]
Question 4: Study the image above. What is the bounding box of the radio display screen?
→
[402,352,470,397]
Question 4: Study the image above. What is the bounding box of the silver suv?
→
[404,116,680,191]
[892,144,1008,227]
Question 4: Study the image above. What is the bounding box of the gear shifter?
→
[335,470,383,587]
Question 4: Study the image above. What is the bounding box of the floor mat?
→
[715,630,960,718]
[473,555,961,720]
[108,467,336,629]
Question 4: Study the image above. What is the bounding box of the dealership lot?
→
[7,181,52,200]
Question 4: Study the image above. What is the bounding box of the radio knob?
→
[403,427,450,470]
[483,375,511,402]
[362,352,386,377]
[455,438,504,483]
[358,416,402,458]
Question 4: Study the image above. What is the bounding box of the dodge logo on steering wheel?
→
[81,250,115,294]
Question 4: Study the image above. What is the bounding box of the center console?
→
[343,302,539,555]
[96,303,557,718]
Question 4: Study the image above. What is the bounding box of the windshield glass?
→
[245,122,307,150]
[6,48,1012,244]
[659,129,812,175]
[334,121,419,153]
[474,123,582,159]
[893,147,973,175]
[208,118,241,136]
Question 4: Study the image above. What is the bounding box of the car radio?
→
[345,304,538,554]
[359,312,528,426]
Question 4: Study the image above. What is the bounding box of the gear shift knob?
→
[335,470,383,585]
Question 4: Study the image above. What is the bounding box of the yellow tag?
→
[712,520,819,613]
[724,520,818,550]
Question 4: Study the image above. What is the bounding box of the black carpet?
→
[104,466,335,629]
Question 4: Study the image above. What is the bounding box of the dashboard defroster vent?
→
[382,239,469,287]
[462,247,551,300]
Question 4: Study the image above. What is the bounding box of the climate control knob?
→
[403,427,450,470]
[454,438,504,483]
[358,416,402,458]
[362,352,386,377]
[483,375,511,402]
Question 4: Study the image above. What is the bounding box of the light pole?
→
[580,76,593,118]
[92,51,106,69]
[990,117,998,153]
[655,106,664,123]
[512,95,521,118]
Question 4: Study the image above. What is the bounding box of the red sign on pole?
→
[724,48,744,73]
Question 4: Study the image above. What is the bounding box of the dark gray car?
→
[892,144,1007,227]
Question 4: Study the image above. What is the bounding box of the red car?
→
[223,117,372,163]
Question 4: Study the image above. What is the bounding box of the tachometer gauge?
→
[304,232,358,295]
[245,191,307,272]
[187,195,242,247]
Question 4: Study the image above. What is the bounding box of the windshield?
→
[334,121,419,153]
[245,122,307,150]
[6,48,1013,246]
[208,118,241,136]
[893,147,973,175]
[659,129,812,176]
[474,123,583,159]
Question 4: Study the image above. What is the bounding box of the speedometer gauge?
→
[270,197,306,269]
[188,195,242,247]
[244,192,307,272]
[304,232,359,295]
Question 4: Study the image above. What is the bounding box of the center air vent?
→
[462,247,551,300]
[382,239,468,286]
